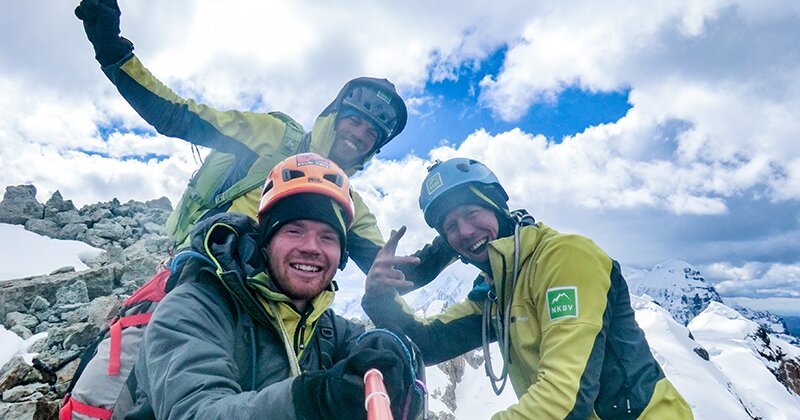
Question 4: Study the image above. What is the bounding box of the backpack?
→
[57,250,346,420]
[165,111,306,246]
[59,263,173,420]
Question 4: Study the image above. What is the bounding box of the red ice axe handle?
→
[364,368,394,420]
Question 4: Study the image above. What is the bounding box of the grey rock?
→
[49,266,75,276]
[0,185,42,225]
[50,210,87,227]
[118,256,160,289]
[44,190,76,213]
[29,296,50,313]
[23,218,60,238]
[9,325,32,340]
[0,401,36,419]
[78,230,109,248]
[142,221,166,235]
[86,246,123,268]
[5,312,39,330]
[58,222,88,241]
[62,322,99,350]
[0,399,60,419]
[146,196,173,212]
[2,383,49,402]
[117,216,137,228]
[54,280,89,306]
[91,220,126,241]
[84,207,112,223]
[83,295,120,329]
[0,357,42,392]
[60,305,89,324]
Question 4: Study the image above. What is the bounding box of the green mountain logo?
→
[546,287,578,320]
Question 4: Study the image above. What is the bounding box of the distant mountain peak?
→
[625,260,723,326]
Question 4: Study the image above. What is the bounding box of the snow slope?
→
[0,223,102,281]
[689,302,800,419]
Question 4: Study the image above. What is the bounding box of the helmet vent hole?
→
[323,174,343,187]
[262,181,273,196]
[282,169,305,181]
[456,163,470,172]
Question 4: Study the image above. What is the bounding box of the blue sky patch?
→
[380,47,631,160]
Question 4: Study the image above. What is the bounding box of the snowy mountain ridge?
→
[624,259,724,326]
[625,259,798,343]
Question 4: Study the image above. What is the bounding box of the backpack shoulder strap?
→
[211,112,307,207]
[269,111,306,156]
[315,309,340,370]
[168,112,308,244]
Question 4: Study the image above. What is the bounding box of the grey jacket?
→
[124,213,364,419]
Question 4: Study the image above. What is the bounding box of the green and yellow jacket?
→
[363,222,693,419]
[101,54,454,280]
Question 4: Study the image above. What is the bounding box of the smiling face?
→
[328,114,379,168]
[441,204,499,262]
[265,219,341,311]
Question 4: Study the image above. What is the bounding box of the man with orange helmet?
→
[75,0,455,289]
[124,154,425,419]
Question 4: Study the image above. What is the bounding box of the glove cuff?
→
[95,36,134,67]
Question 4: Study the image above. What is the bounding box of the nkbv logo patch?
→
[425,172,443,195]
[546,286,578,321]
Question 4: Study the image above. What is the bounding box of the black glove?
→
[292,347,401,420]
[351,328,426,420]
[75,0,133,66]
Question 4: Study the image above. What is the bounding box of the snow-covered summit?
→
[625,259,723,325]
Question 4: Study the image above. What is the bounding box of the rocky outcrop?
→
[1,184,171,250]
[0,186,43,226]
[0,185,172,419]
[749,327,800,397]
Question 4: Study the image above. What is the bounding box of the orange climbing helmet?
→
[258,153,355,269]
[258,153,355,227]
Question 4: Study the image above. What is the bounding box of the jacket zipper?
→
[294,311,310,354]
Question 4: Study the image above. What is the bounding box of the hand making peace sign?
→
[364,226,420,295]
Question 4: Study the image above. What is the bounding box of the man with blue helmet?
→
[362,158,693,419]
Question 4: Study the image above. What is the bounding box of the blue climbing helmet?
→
[419,158,509,231]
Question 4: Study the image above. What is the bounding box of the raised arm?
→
[76,0,290,155]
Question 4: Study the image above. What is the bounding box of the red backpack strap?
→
[108,313,153,376]
[60,395,113,420]
[122,267,171,305]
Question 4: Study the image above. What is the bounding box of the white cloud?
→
[707,262,800,300]
[2,0,800,312]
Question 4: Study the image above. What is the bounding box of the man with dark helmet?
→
[75,0,454,282]
[363,158,693,419]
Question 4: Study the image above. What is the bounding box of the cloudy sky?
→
[2,0,799,314]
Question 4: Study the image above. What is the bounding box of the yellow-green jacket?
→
[101,54,454,279]
[363,222,693,419]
